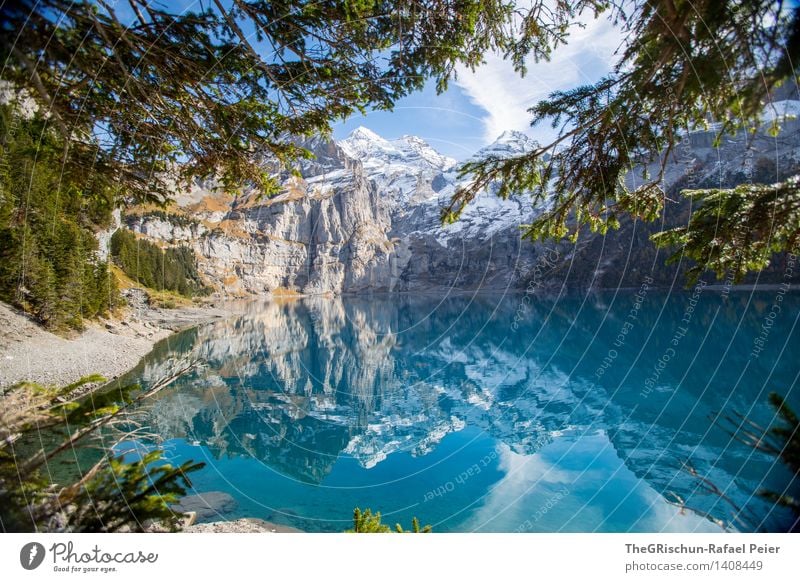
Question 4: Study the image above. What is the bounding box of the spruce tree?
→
[0,105,119,330]
[446,1,800,283]
[1,0,584,203]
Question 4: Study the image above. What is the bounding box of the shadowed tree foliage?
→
[0,0,602,203]
[0,370,204,532]
[728,393,800,525]
[670,392,800,532]
[0,105,119,330]
[110,228,209,297]
[446,0,800,284]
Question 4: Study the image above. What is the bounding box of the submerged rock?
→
[171,491,238,521]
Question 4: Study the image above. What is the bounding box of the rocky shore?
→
[0,296,234,389]
[167,491,304,533]
[184,519,301,533]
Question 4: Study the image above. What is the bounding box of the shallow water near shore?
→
[116,290,800,532]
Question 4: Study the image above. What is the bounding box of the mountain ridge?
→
[120,119,800,296]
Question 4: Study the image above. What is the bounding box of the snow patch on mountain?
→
[340,126,457,171]
[392,128,541,245]
[339,126,458,208]
[761,100,800,124]
[473,129,538,159]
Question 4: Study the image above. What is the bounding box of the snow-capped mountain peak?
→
[347,125,385,143]
[475,130,538,160]
[339,127,456,172]
[339,126,390,158]
[397,134,457,171]
[496,129,529,142]
[337,127,457,207]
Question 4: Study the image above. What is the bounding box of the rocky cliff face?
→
[127,135,397,294]
[122,126,551,295]
[122,103,800,295]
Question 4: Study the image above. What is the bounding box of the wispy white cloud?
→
[453,12,623,144]
[458,434,722,532]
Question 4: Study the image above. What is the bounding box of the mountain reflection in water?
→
[119,291,800,532]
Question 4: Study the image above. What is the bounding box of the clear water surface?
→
[115,290,800,532]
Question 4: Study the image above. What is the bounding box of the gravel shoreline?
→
[0,300,232,389]
[183,518,302,533]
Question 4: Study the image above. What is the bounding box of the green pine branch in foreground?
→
[347,508,432,533]
[0,370,204,532]
[445,1,800,285]
[4,1,800,291]
[651,178,800,285]
[1,0,583,203]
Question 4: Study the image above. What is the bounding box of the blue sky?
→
[331,81,491,160]
[333,11,623,160]
[114,1,622,161]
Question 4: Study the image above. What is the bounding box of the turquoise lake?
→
[118,290,800,532]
